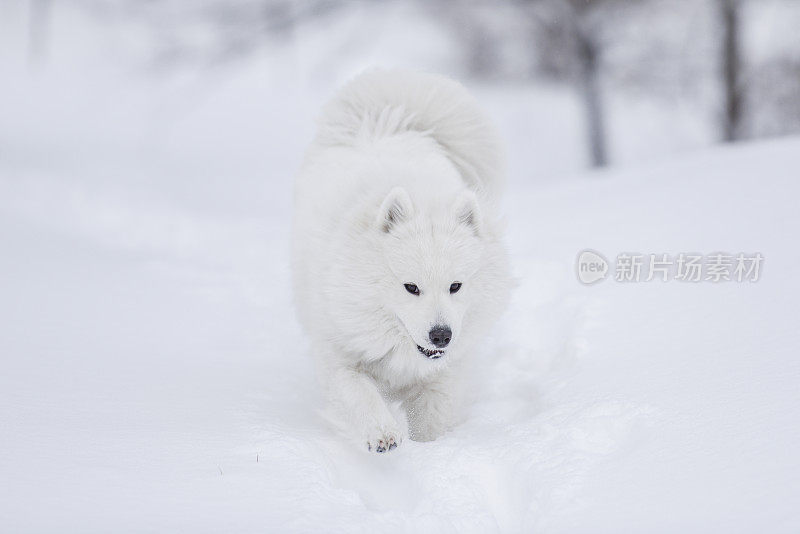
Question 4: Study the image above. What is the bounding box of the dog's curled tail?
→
[315,69,503,200]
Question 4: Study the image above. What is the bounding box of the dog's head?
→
[375,186,485,360]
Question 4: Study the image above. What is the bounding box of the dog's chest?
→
[362,346,445,396]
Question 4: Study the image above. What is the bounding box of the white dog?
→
[292,70,511,452]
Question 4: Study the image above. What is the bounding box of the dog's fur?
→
[292,70,511,452]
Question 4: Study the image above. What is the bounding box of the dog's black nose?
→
[429,325,452,348]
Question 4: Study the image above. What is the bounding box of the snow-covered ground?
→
[2,4,800,532]
[4,125,800,531]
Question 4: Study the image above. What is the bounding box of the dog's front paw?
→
[405,390,452,442]
[365,428,401,453]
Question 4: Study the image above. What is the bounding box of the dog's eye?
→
[449,282,462,294]
[404,283,420,295]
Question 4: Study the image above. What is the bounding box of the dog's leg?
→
[326,365,402,453]
[403,373,454,442]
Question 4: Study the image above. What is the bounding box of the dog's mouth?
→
[417,345,445,359]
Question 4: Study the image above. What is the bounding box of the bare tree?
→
[430,0,621,167]
[527,0,635,167]
[570,1,608,167]
[719,0,742,141]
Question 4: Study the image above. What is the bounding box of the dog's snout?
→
[429,325,452,348]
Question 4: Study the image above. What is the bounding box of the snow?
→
[2,3,800,532]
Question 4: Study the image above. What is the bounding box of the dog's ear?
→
[377,187,414,233]
[452,190,482,236]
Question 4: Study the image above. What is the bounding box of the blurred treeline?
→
[25,0,800,168]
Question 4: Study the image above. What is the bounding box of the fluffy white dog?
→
[292,70,511,452]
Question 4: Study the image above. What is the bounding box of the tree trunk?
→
[720,0,742,141]
[576,29,608,167]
